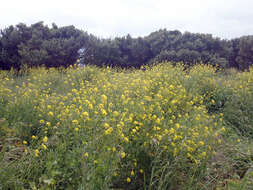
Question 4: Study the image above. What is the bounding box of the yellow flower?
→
[199,141,204,146]
[201,152,207,157]
[113,111,119,117]
[121,152,126,159]
[101,94,107,102]
[169,128,175,134]
[105,127,113,135]
[72,120,78,125]
[84,152,89,157]
[173,148,178,157]
[48,112,54,116]
[104,123,110,128]
[113,172,118,176]
[42,143,47,150]
[126,177,131,183]
[23,140,27,145]
[46,122,51,127]
[130,170,135,176]
[32,135,37,139]
[43,136,48,143]
[101,109,107,116]
[112,147,116,152]
[156,118,161,124]
[34,149,39,157]
[40,119,44,124]
[139,169,144,173]
[74,127,79,132]
[82,112,89,117]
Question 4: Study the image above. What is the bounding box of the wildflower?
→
[35,149,39,157]
[130,170,135,176]
[105,127,113,135]
[88,103,93,110]
[72,120,78,125]
[169,128,175,134]
[40,119,45,124]
[101,94,107,102]
[74,127,79,132]
[104,123,110,128]
[32,135,37,139]
[82,112,89,117]
[121,152,126,158]
[101,109,107,116]
[113,111,119,117]
[139,169,144,173]
[46,122,51,127]
[43,136,48,143]
[126,177,131,183]
[23,140,27,145]
[201,152,207,157]
[84,152,89,157]
[42,143,47,150]
[173,148,178,157]
[48,112,54,116]
[199,141,204,146]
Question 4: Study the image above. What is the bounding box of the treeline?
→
[0,22,89,70]
[1,21,253,70]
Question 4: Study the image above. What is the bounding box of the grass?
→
[0,63,253,189]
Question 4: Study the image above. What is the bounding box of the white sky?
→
[0,0,253,39]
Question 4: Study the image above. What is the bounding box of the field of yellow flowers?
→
[1,63,253,189]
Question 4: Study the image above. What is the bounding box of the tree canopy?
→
[0,22,89,70]
[1,22,253,70]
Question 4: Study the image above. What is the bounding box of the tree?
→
[235,36,253,70]
[0,22,89,70]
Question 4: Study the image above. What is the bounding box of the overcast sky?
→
[0,0,253,39]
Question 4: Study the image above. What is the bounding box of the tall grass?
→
[0,63,253,189]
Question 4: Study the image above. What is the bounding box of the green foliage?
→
[235,36,253,70]
[0,22,89,70]
[1,22,253,70]
[1,63,253,189]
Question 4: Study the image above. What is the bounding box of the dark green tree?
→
[0,22,89,70]
[235,36,253,70]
